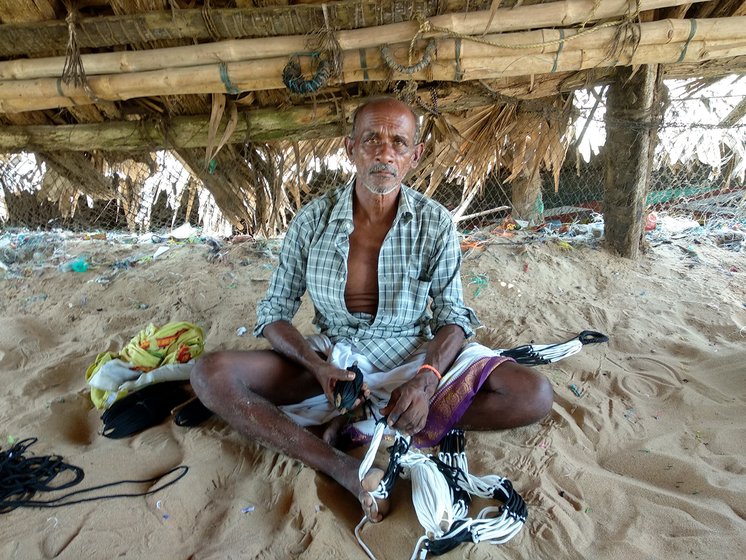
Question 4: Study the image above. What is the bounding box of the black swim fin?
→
[101,381,191,439]
[173,397,214,427]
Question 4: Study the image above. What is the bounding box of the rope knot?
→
[61,1,88,88]
[64,9,77,27]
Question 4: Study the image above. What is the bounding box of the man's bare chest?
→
[344,228,386,313]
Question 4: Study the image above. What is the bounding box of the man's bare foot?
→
[359,467,389,522]
[322,415,349,447]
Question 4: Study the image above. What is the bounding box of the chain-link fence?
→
[1,83,744,237]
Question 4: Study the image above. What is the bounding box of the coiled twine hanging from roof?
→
[282,27,342,95]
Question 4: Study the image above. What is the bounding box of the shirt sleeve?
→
[253,211,310,338]
[427,214,480,338]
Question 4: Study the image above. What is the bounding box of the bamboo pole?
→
[0,17,743,114]
[0,0,706,80]
[453,205,511,223]
[721,96,746,126]
[3,17,741,104]
[0,42,740,115]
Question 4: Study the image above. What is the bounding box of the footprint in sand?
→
[615,355,685,400]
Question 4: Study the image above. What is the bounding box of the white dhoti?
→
[279,335,513,448]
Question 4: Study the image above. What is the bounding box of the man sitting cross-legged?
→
[191,97,553,522]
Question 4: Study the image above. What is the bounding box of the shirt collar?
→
[329,178,415,224]
[329,180,355,223]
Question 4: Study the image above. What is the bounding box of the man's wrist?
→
[417,364,442,381]
[415,365,440,397]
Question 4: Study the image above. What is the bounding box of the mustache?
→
[368,163,397,175]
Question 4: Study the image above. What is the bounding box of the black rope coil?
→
[0,437,188,513]
[1,438,83,513]
[282,54,332,95]
[379,429,410,498]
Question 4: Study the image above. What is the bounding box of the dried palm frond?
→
[280,137,348,202]
[36,151,118,220]
[410,94,573,218]
[205,94,239,168]
[656,76,746,182]
[507,97,573,188]
[413,104,516,202]
[174,146,256,233]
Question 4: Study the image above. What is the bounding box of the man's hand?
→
[312,363,368,412]
[380,373,437,436]
[381,325,465,434]
[263,321,369,411]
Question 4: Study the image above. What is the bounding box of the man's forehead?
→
[355,103,416,136]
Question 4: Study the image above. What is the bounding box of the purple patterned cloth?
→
[342,355,514,449]
[414,355,512,447]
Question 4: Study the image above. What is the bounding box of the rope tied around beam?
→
[60,0,104,104]
[201,0,222,42]
[380,15,439,75]
[380,40,438,74]
[61,0,86,88]
[218,62,240,95]
[676,19,698,63]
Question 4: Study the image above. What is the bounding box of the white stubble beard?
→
[362,180,400,197]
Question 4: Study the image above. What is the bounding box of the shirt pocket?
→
[407,252,432,283]
[394,273,432,324]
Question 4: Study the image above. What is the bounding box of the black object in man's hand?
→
[334,362,364,411]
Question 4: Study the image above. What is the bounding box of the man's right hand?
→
[311,362,359,409]
[262,321,368,411]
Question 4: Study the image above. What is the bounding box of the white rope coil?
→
[356,428,527,560]
[354,331,609,558]
[496,330,608,365]
[401,453,454,538]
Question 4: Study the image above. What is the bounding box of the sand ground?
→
[1,225,744,559]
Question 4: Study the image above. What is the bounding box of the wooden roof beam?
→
[691,0,745,18]
[662,3,693,19]
[1,15,743,114]
[0,89,535,152]
[0,0,705,58]
[0,0,441,57]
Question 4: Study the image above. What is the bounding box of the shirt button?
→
[352,337,359,342]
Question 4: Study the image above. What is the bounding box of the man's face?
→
[345,100,424,196]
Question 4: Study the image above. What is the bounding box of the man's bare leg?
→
[458,360,554,429]
[190,350,388,521]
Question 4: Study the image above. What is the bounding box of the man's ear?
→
[344,136,354,158]
[409,142,425,168]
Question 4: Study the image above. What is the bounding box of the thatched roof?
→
[0,0,745,234]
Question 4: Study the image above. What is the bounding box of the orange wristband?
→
[418,364,442,381]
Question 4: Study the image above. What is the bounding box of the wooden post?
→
[511,170,545,226]
[603,65,660,258]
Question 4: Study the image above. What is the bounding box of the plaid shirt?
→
[254,181,479,370]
